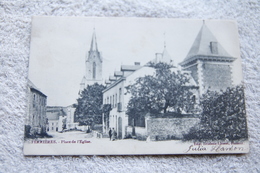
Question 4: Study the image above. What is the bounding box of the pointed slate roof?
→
[162,46,174,64]
[152,44,174,65]
[90,28,98,52]
[28,79,47,97]
[28,79,38,90]
[180,21,236,66]
[86,29,103,62]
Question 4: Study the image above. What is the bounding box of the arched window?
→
[93,62,96,79]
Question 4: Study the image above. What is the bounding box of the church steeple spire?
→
[80,28,103,92]
[90,28,98,51]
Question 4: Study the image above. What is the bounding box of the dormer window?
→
[210,42,218,54]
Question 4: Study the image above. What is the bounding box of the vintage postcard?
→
[24,17,249,155]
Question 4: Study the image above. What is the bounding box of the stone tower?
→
[80,29,103,91]
[179,21,236,96]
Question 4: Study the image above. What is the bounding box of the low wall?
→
[126,126,147,140]
[126,126,132,135]
[66,123,79,130]
[146,117,200,141]
[77,125,88,131]
[93,124,103,133]
[135,126,147,140]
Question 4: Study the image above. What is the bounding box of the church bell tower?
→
[80,29,103,91]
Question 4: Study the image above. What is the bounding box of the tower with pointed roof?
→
[179,20,236,95]
[80,29,103,91]
[153,36,174,65]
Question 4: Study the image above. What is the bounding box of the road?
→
[47,131,92,139]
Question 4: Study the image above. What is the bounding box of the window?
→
[113,95,114,108]
[33,94,36,107]
[115,94,117,107]
[210,42,218,54]
[93,62,96,79]
[119,88,122,102]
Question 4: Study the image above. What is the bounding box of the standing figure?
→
[108,128,112,141]
[112,128,117,141]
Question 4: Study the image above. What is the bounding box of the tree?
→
[74,83,105,127]
[184,85,248,141]
[126,62,197,127]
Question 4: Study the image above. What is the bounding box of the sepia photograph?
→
[23,17,249,155]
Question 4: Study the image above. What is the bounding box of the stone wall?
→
[125,116,200,141]
[146,117,200,141]
[203,62,232,91]
[186,64,198,84]
[27,88,47,136]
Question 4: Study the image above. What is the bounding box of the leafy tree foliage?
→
[184,85,248,141]
[126,62,196,127]
[74,83,105,127]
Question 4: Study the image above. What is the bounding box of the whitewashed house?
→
[46,106,66,132]
[102,62,155,139]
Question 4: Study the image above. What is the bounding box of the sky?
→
[28,17,243,107]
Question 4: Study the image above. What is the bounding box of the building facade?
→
[64,105,78,130]
[102,63,155,139]
[102,45,180,139]
[26,80,47,137]
[80,29,103,91]
[46,106,66,132]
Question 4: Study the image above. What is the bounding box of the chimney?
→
[156,53,163,61]
[134,62,141,66]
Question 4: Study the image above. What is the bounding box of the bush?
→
[183,85,248,141]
